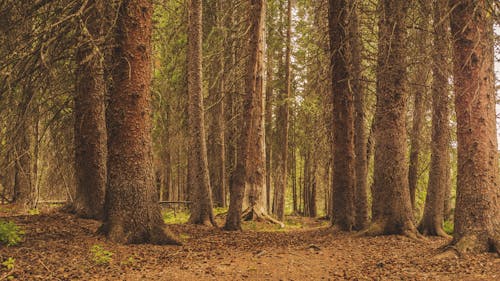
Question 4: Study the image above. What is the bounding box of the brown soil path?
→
[0,212,499,280]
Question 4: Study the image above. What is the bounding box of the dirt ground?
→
[0,210,499,281]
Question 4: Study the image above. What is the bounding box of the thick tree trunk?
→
[363,0,417,237]
[100,0,180,245]
[448,0,500,254]
[418,0,451,238]
[187,0,216,226]
[328,0,355,231]
[349,0,368,231]
[225,0,280,230]
[273,0,292,222]
[73,0,107,220]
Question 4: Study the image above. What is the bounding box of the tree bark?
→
[225,0,278,230]
[418,0,451,238]
[349,0,369,231]
[448,0,500,254]
[73,0,107,220]
[100,0,180,245]
[328,0,356,231]
[273,0,292,222]
[187,0,216,226]
[363,0,417,237]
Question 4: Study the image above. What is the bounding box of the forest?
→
[0,0,499,280]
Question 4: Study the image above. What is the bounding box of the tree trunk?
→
[273,0,292,222]
[349,0,368,231]
[13,88,34,209]
[448,0,500,254]
[225,0,280,230]
[187,0,216,226]
[407,0,432,211]
[328,0,355,231]
[363,0,417,237]
[418,0,451,238]
[100,0,180,245]
[73,0,107,220]
[265,46,274,213]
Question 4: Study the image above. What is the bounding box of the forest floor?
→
[0,207,499,280]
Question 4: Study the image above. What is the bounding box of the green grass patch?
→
[162,209,190,224]
[443,220,454,235]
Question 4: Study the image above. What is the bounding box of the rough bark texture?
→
[418,0,451,238]
[101,0,180,245]
[272,0,292,222]
[328,0,356,231]
[449,0,500,254]
[349,0,368,231]
[364,0,417,236]
[225,0,278,230]
[187,0,216,226]
[73,0,107,220]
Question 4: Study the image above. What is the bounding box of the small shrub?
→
[90,245,113,265]
[2,257,15,271]
[0,221,24,246]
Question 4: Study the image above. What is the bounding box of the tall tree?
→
[328,0,355,231]
[363,0,417,236]
[100,0,180,244]
[13,88,34,209]
[349,0,369,230]
[448,0,500,253]
[418,0,451,237]
[187,0,216,226]
[273,0,292,222]
[72,0,107,220]
[407,1,432,210]
[207,0,227,208]
[225,0,280,230]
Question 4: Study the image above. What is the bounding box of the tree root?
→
[241,207,285,228]
[418,225,451,239]
[355,221,424,241]
[97,222,182,245]
[435,234,500,257]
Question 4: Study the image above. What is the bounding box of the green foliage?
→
[443,220,454,235]
[27,209,40,215]
[90,245,113,265]
[162,210,189,224]
[213,207,227,216]
[0,220,24,246]
[2,257,15,271]
[120,256,138,268]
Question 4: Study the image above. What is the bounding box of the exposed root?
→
[418,226,452,239]
[241,207,285,228]
[355,221,423,241]
[440,234,499,256]
[97,222,182,245]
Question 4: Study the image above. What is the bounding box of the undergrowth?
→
[0,220,24,246]
[90,245,113,265]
